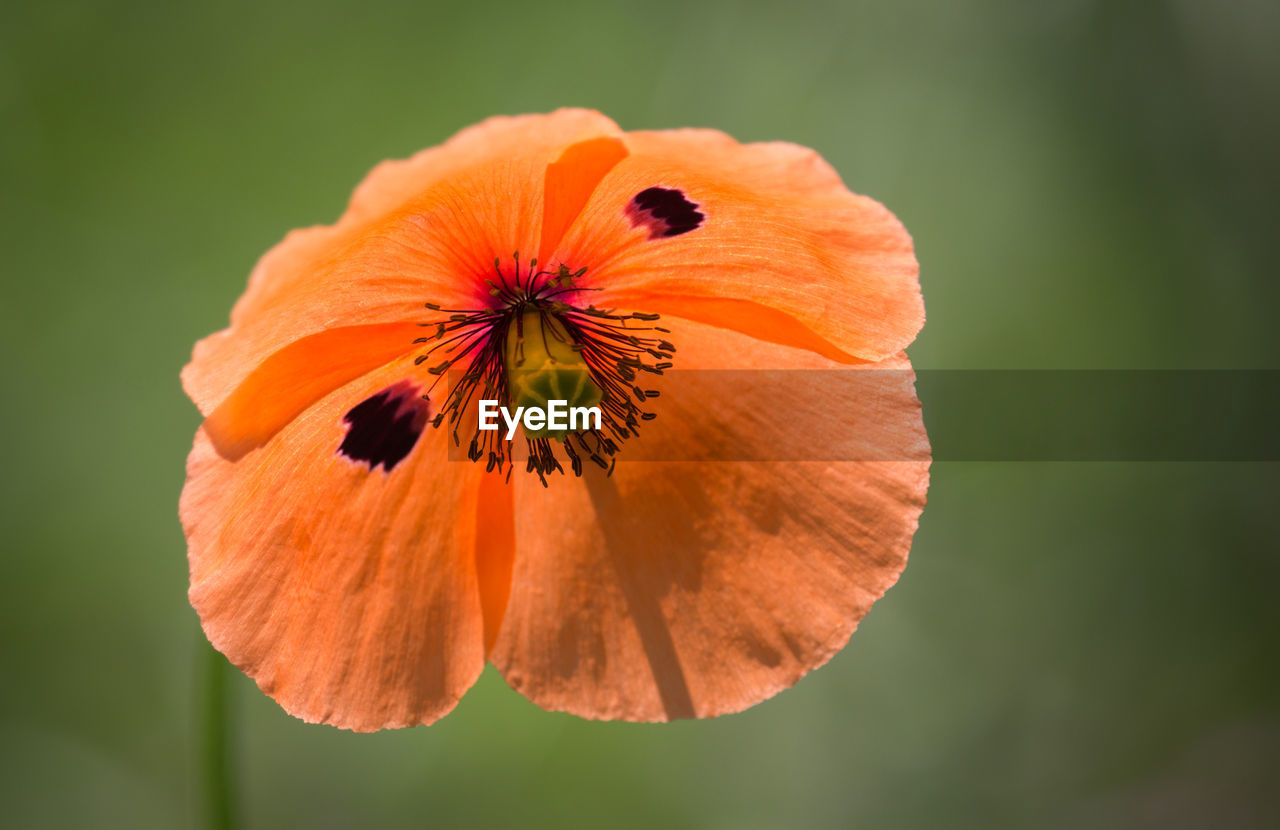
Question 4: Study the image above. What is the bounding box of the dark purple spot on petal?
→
[338,380,430,472]
[626,187,704,239]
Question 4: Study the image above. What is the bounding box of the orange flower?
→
[180,109,930,730]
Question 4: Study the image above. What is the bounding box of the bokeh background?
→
[3,0,1278,827]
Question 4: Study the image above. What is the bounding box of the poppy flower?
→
[180,109,930,731]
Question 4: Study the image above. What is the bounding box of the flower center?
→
[505,310,603,440]
[414,254,675,484]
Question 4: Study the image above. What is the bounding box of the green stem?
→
[200,641,238,830]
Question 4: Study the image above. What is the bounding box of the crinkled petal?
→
[181,359,505,731]
[490,318,930,720]
[548,129,922,363]
[183,109,624,415]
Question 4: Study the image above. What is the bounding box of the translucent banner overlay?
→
[443,370,1280,462]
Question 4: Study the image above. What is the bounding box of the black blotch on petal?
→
[338,381,430,472]
[627,187,704,238]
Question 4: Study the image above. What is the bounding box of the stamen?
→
[414,256,674,481]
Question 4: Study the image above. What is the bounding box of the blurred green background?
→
[3,0,1278,827]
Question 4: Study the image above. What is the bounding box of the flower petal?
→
[537,136,629,265]
[549,129,922,363]
[489,319,930,720]
[183,109,624,416]
[203,322,426,460]
[181,360,498,731]
[474,469,516,654]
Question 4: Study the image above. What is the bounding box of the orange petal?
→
[550,129,923,363]
[537,136,629,266]
[181,360,498,731]
[347,109,623,227]
[489,319,930,720]
[204,322,425,460]
[474,469,515,655]
[184,109,624,415]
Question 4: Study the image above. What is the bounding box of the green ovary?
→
[504,310,603,439]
